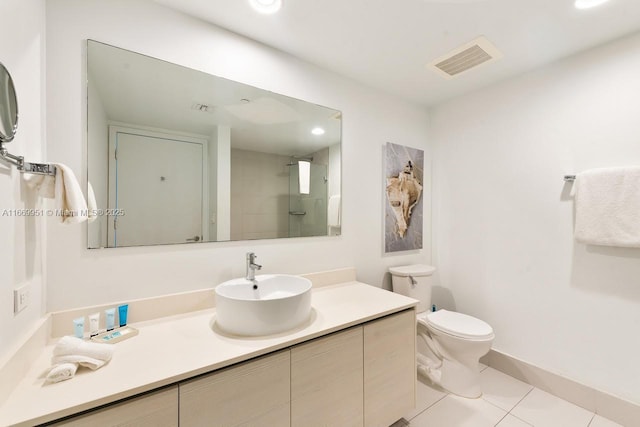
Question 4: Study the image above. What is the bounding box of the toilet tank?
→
[389,264,436,313]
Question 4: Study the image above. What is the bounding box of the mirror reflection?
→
[87,40,341,248]
[0,62,19,143]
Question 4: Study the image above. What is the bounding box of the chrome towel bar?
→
[0,143,57,176]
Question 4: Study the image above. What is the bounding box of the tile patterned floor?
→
[400,365,624,427]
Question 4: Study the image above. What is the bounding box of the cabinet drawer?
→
[49,386,178,427]
[180,350,290,427]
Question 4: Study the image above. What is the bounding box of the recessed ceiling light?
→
[311,127,325,136]
[574,0,610,10]
[249,0,282,14]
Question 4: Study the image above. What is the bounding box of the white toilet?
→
[390,264,494,398]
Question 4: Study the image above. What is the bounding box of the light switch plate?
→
[14,285,30,314]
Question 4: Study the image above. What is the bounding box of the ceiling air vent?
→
[429,36,503,79]
[191,102,214,113]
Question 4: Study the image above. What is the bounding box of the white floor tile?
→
[479,362,489,372]
[409,394,507,427]
[511,388,594,427]
[405,377,447,420]
[496,414,533,426]
[588,414,624,427]
[480,367,534,412]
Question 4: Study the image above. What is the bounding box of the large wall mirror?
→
[87,40,342,248]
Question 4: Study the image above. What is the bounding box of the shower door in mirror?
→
[288,162,328,238]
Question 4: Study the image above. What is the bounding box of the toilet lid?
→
[425,310,494,340]
[389,264,436,277]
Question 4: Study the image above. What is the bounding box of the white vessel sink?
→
[215,274,312,336]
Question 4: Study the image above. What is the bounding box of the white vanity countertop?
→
[0,281,417,427]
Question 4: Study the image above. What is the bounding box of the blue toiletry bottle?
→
[118,304,129,327]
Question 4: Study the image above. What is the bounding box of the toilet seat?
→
[419,310,494,340]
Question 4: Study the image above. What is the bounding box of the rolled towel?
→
[52,336,113,370]
[46,362,78,383]
[52,355,108,371]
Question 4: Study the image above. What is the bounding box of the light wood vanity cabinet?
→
[49,386,179,427]
[289,310,415,427]
[364,309,416,427]
[179,350,290,427]
[291,327,364,426]
[46,309,415,427]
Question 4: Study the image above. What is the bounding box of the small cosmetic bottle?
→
[88,312,100,337]
[73,317,85,339]
[105,308,116,331]
[118,304,129,327]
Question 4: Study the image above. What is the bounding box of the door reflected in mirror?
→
[87,40,341,248]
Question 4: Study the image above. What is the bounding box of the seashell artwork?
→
[385,142,424,253]
[387,160,422,237]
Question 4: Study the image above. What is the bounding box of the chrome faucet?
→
[246,252,262,289]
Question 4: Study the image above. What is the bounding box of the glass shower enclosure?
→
[288,162,328,237]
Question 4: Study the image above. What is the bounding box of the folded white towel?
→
[574,166,640,247]
[52,336,114,370]
[24,163,88,224]
[46,362,78,383]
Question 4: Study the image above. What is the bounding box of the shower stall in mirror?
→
[287,159,329,238]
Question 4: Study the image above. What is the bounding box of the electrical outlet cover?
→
[14,285,30,314]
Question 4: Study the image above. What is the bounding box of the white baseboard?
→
[485,349,640,427]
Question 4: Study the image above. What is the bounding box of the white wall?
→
[0,0,47,363]
[431,32,640,403]
[45,0,430,311]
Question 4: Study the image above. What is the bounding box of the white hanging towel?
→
[24,163,88,224]
[328,194,341,227]
[574,166,640,247]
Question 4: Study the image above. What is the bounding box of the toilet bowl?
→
[418,310,494,398]
[389,264,494,398]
